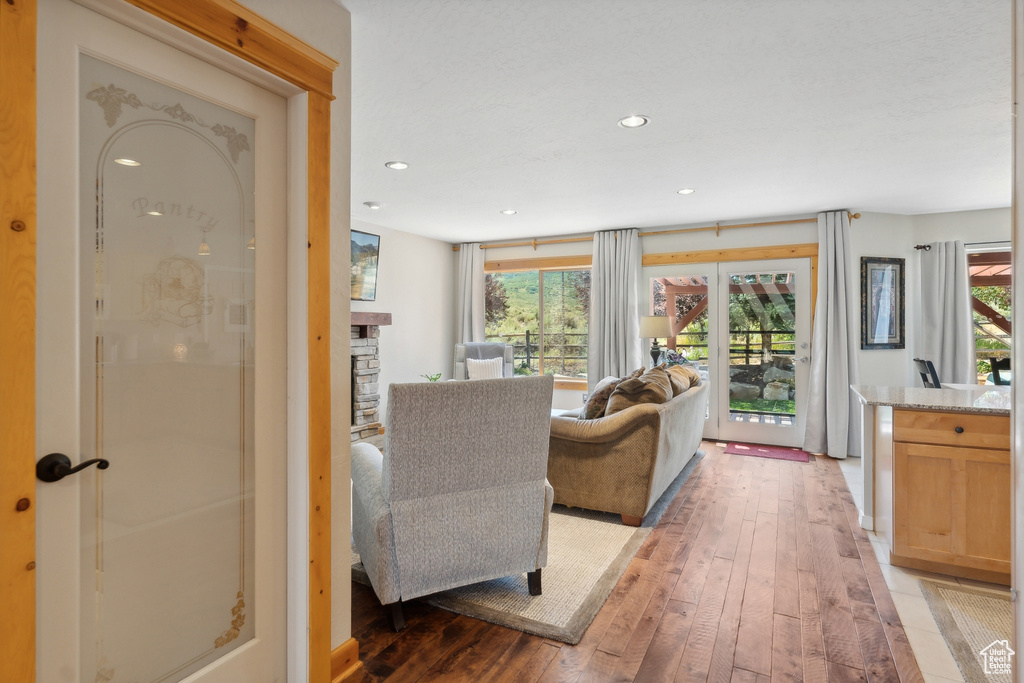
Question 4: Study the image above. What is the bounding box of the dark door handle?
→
[954,426,965,434]
[36,453,110,482]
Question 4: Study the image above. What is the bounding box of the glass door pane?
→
[649,266,718,438]
[719,260,810,447]
[652,274,711,378]
[80,54,256,682]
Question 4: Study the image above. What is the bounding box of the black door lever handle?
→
[36,453,110,483]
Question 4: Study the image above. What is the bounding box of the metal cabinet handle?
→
[954,426,965,434]
[36,453,110,483]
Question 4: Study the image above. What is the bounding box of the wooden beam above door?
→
[124,0,338,98]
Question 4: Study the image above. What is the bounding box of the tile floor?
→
[837,456,1011,683]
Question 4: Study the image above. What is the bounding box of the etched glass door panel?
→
[79,54,256,682]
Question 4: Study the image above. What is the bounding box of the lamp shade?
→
[639,315,672,338]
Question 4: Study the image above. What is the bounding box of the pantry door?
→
[36,1,288,681]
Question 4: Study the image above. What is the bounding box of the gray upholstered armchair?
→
[453,342,514,379]
[351,375,555,630]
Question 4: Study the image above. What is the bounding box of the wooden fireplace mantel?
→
[351,312,392,327]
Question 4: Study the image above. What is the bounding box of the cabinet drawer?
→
[894,409,1009,449]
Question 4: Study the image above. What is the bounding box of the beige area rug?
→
[352,451,703,644]
[919,579,1013,683]
[353,508,648,644]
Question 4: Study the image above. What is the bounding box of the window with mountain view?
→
[484,269,590,379]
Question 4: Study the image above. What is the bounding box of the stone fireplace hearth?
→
[351,311,391,442]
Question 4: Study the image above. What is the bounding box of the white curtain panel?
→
[804,211,860,459]
[455,242,485,344]
[919,241,976,384]
[588,228,643,391]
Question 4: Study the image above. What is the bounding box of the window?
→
[968,248,1011,382]
[485,269,590,380]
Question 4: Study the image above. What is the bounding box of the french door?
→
[648,258,811,448]
[36,2,288,681]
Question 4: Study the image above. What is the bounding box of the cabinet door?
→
[893,442,1010,573]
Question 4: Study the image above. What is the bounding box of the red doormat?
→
[724,442,810,462]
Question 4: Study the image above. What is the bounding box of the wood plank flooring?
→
[347,442,923,682]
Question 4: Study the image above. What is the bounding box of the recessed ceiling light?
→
[500,209,517,215]
[617,115,649,128]
[677,188,696,195]
[114,158,141,166]
[146,210,163,216]
[384,161,409,170]
[363,201,382,210]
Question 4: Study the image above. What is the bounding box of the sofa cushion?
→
[605,365,673,415]
[667,366,700,393]
[581,375,622,419]
[467,356,503,379]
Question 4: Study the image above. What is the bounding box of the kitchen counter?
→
[851,384,1010,415]
[850,384,1010,583]
[850,384,1009,531]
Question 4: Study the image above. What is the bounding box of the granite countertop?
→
[851,385,1010,415]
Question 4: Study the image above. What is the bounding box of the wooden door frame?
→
[0,1,340,681]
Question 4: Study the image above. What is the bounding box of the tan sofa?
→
[547,380,710,525]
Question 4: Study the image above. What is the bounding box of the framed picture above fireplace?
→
[351,230,380,301]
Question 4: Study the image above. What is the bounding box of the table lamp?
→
[639,315,672,367]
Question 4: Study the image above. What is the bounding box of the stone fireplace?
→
[350,312,392,442]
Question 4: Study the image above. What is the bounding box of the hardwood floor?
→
[347,442,924,682]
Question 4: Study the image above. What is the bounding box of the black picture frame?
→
[351,230,380,301]
[860,256,905,349]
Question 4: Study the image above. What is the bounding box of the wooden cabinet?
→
[892,409,1010,582]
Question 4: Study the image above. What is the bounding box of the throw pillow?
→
[605,365,673,415]
[466,356,503,379]
[667,363,701,391]
[666,370,688,395]
[581,376,622,419]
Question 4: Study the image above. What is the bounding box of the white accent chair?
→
[453,342,514,380]
[351,375,555,630]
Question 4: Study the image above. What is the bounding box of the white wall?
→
[351,220,456,418]
[848,212,916,388]
[912,207,1011,243]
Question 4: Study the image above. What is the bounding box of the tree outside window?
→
[484,269,589,378]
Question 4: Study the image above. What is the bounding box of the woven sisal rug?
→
[352,451,703,644]
[919,579,1013,683]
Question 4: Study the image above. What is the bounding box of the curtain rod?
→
[916,241,1008,251]
[451,211,861,251]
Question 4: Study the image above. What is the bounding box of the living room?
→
[342,1,1015,681]
[5,0,1016,682]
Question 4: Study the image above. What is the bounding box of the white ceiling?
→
[340,0,1011,244]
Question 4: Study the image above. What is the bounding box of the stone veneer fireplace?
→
[351,312,392,442]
